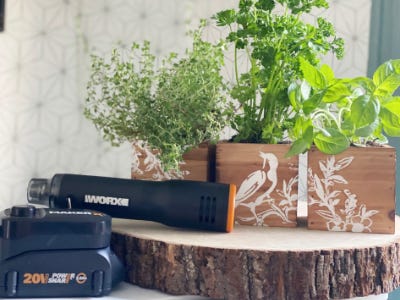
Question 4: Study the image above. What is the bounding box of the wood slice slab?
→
[111,216,400,300]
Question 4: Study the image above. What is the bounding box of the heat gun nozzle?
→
[27,178,50,205]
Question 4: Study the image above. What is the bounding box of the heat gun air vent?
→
[198,195,216,224]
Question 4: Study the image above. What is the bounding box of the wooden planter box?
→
[307,146,396,234]
[216,143,299,227]
[131,142,214,182]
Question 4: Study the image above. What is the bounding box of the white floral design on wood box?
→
[308,156,379,233]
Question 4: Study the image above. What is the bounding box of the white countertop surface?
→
[11,281,388,300]
[12,282,208,300]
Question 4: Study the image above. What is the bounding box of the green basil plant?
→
[287,58,400,156]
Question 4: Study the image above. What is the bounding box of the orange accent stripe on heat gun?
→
[225,184,236,233]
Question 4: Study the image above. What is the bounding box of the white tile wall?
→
[0,0,371,210]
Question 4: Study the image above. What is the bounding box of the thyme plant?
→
[85,23,232,172]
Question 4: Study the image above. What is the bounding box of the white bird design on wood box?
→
[235,152,279,221]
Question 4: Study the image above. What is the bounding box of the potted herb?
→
[84,23,232,181]
[288,59,400,233]
[213,0,344,227]
[287,58,400,155]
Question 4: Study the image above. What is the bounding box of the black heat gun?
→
[27,174,236,232]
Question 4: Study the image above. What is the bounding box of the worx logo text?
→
[84,194,129,207]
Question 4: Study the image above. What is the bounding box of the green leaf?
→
[320,64,335,84]
[347,77,375,94]
[392,59,400,72]
[314,129,350,155]
[299,57,327,89]
[303,91,325,115]
[288,82,301,112]
[291,116,313,139]
[322,81,350,103]
[373,60,400,96]
[340,117,354,136]
[350,95,380,137]
[255,0,275,11]
[213,9,236,26]
[286,125,313,157]
[380,101,400,136]
[382,123,400,136]
[354,119,379,138]
[288,80,311,112]
[372,123,389,143]
[380,96,400,106]
[300,80,311,100]
[286,138,309,157]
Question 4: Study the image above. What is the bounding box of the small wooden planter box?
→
[131,143,214,182]
[216,143,299,227]
[180,143,215,182]
[307,146,396,234]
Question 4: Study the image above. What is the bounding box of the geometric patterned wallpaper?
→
[0,0,371,210]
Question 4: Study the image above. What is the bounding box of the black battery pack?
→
[0,205,124,298]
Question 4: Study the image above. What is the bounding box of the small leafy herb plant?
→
[213,0,344,144]
[85,23,232,173]
[287,58,400,156]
